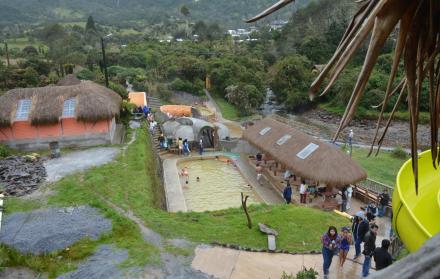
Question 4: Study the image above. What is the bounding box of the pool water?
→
[178,158,262,212]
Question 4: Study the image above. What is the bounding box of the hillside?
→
[0,0,312,28]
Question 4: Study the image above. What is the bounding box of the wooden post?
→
[4,42,10,66]
[0,193,4,232]
[241,192,252,229]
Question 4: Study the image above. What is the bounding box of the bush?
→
[132,80,149,92]
[76,69,96,80]
[392,146,408,159]
[280,268,318,279]
[0,144,11,158]
[119,100,137,126]
[157,84,172,101]
[109,82,128,99]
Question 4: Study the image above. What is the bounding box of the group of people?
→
[176,138,204,156]
[321,209,393,278]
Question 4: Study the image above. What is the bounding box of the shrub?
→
[76,69,95,80]
[132,80,149,92]
[109,82,128,99]
[0,144,11,158]
[295,267,318,279]
[157,84,172,101]
[392,146,408,159]
[280,268,318,279]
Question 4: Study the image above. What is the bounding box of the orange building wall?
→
[0,118,111,142]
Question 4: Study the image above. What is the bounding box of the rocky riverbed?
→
[297,108,431,148]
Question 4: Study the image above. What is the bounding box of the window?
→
[259,127,271,136]
[297,143,319,159]
[15,99,32,120]
[62,99,76,117]
[276,134,291,146]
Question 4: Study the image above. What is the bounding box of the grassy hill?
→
[0,0,313,28]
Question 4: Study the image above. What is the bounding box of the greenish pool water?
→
[178,158,262,212]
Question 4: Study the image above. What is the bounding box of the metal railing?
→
[358,178,394,195]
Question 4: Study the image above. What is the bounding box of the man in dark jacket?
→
[362,224,379,277]
[378,190,390,217]
[374,239,393,270]
[352,211,370,259]
[283,183,292,204]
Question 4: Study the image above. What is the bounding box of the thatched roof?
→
[56,74,81,86]
[243,118,366,186]
[0,80,122,127]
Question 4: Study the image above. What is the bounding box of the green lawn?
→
[1,127,349,277]
[5,37,47,51]
[213,95,241,120]
[350,147,408,186]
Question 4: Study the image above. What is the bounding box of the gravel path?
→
[57,245,138,279]
[44,147,119,182]
[0,206,112,255]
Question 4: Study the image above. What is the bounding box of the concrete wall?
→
[219,139,260,154]
[0,118,116,151]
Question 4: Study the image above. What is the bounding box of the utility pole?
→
[4,41,10,66]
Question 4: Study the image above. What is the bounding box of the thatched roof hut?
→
[243,118,366,186]
[0,80,122,127]
[56,74,81,86]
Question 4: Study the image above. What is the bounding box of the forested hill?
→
[0,0,312,28]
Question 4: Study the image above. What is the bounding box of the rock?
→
[258,223,279,236]
[0,156,46,196]
[268,235,276,251]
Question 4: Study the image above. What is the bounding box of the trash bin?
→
[49,141,60,158]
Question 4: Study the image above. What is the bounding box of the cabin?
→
[0,75,122,150]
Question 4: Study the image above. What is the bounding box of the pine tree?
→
[85,16,96,32]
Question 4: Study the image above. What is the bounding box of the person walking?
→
[199,139,204,155]
[283,182,292,204]
[321,226,341,278]
[256,164,263,184]
[378,189,390,217]
[178,138,183,155]
[299,180,307,204]
[183,139,190,156]
[158,133,165,149]
[340,186,348,212]
[362,224,379,278]
[374,239,393,271]
[346,185,353,210]
[352,211,369,259]
[339,227,353,267]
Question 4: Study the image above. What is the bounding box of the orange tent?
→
[128,92,147,107]
[160,105,192,117]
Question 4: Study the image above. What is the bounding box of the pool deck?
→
[162,152,284,212]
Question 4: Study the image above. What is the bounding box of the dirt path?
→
[44,147,119,183]
[204,89,243,138]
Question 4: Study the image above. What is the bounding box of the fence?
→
[358,178,394,195]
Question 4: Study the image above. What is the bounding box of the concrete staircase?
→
[147,96,162,111]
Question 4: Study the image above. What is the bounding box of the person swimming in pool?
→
[181,167,189,184]
[196,177,200,182]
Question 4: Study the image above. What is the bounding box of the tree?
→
[22,46,38,56]
[180,5,190,17]
[85,16,96,32]
[22,67,40,87]
[269,55,313,111]
[226,83,264,114]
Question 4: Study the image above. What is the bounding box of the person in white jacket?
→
[346,185,353,210]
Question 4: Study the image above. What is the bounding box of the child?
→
[339,227,353,267]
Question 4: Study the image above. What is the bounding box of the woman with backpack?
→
[321,226,341,278]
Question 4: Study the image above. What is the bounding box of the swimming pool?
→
[177,157,262,212]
